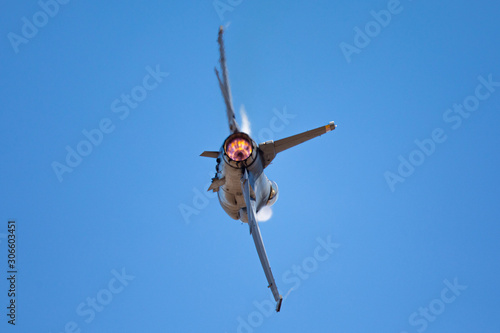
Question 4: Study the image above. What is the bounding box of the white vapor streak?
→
[240,104,251,136]
[256,206,273,222]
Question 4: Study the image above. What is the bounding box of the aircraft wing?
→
[215,26,240,134]
[241,169,283,312]
[259,121,337,168]
[273,121,336,153]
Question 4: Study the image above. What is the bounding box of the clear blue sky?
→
[1,1,499,332]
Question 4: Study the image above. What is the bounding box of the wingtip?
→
[325,121,337,132]
[276,295,283,312]
[218,26,224,42]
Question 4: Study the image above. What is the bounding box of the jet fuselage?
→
[214,132,278,222]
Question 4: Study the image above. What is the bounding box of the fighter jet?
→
[201,27,336,312]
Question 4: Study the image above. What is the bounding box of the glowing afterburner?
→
[225,137,252,161]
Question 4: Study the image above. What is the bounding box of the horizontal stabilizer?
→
[207,177,225,192]
[200,151,219,158]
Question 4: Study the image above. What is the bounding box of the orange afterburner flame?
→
[226,137,252,161]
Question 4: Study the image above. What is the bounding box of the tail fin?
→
[215,26,240,134]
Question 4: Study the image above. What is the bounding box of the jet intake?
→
[267,181,279,206]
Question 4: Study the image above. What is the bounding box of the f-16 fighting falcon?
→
[200,27,336,312]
